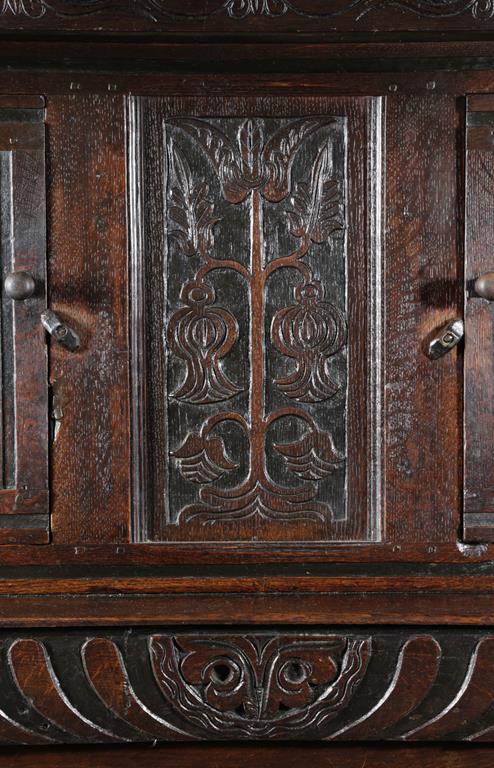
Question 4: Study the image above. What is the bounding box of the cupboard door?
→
[0,97,48,544]
[464,95,494,542]
[129,96,384,543]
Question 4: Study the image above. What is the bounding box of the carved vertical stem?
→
[250,189,265,469]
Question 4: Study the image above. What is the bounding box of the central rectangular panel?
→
[129,96,382,544]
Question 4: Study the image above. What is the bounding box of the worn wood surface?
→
[385,95,462,543]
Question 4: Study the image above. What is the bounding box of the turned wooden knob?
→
[475,272,494,301]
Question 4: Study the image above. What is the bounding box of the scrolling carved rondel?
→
[165,116,347,524]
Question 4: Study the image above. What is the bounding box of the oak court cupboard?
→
[1,2,494,766]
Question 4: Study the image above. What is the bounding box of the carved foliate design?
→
[172,433,237,484]
[225,0,289,15]
[288,143,345,243]
[1,0,493,22]
[132,0,494,22]
[166,143,220,259]
[0,0,44,14]
[274,428,344,480]
[0,0,111,16]
[149,634,371,738]
[163,115,348,526]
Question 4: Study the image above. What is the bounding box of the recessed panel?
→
[130,96,383,543]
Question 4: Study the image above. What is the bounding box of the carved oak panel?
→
[130,96,383,543]
[1,628,494,744]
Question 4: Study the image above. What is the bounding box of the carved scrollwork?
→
[0,0,111,16]
[130,0,494,21]
[0,0,44,15]
[150,634,371,738]
[225,0,289,16]
[1,0,493,22]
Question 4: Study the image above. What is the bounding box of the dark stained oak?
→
[0,8,493,759]
[0,628,491,743]
[132,95,382,544]
[1,743,494,768]
[0,98,49,543]
[463,95,494,542]
[0,0,494,37]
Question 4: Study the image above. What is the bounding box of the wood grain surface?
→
[48,94,130,544]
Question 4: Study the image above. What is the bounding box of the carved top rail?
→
[0,0,493,37]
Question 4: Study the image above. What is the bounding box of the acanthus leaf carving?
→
[166,118,248,204]
[167,141,220,258]
[238,118,266,188]
[261,117,340,203]
[288,141,345,243]
[167,116,338,204]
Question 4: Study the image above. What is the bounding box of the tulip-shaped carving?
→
[272,281,346,403]
[168,282,243,404]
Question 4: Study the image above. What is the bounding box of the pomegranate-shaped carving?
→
[272,281,346,403]
[168,282,243,404]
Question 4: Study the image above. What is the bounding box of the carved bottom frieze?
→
[1,629,494,744]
